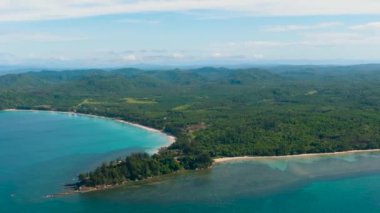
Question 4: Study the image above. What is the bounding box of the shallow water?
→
[1,111,380,212]
[0,110,170,211]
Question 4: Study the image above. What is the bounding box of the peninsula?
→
[0,65,379,191]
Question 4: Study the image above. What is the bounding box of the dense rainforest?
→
[0,65,379,187]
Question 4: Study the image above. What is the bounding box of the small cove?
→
[1,110,380,212]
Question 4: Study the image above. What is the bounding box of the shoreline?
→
[2,108,180,197]
[4,108,380,196]
[4,108,380,162]
[45,148,380,196]
[214,149,380,164]
[47,170,189,197]
[1,109,176,150]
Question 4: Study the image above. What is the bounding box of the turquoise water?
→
[1,111,380,212]
[0,110,171,212]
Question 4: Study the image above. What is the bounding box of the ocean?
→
[1,110,380,212]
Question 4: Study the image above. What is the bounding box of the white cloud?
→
[117,18,160,24]
[0,33,87,42]
[211,52,222,58]
[118,51,188,63]
[205,30,380,62]
[251,54,265,59]
[263,22,342,32]
[349,22,380,30]
[172,53,185,59]
[222,32,380,49]
[226,41,290,48]
[1,0,380,22]
[301,32,380,46]
[121,54,138,62]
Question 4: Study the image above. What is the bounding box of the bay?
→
[1,110,380,212]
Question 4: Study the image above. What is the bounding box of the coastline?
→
[4,108,380,163]
[2,108,180,197]
[74,149,380,194]
[4,108,380,196]
[214,149,380,164]
[48,170,189,197]
[1,109,176,149]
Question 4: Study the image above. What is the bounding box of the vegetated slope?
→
[0,66,379,157]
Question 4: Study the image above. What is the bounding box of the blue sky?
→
[1,0,380,68]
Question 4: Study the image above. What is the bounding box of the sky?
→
[1,0,380,68]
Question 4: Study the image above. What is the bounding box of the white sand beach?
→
[214,149,380,164]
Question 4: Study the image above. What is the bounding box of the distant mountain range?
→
[1,63,380,76]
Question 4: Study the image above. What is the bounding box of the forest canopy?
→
[1,65,379,187]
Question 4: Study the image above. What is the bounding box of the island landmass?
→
[0,65,379,192]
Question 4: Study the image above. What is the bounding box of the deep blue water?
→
[1,110,380,212]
